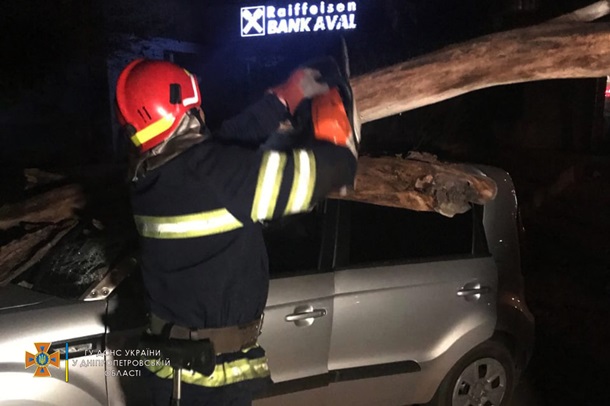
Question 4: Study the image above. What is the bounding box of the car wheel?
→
[426,340,515,406]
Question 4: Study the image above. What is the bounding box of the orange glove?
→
[269,68,330,114]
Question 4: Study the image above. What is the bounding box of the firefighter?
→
[115,58,357,406]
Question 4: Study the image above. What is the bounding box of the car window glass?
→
[262,207,324,277]
[347,201,474,266]
[12,222,134,299]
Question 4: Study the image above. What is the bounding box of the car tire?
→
[425,340,515,406]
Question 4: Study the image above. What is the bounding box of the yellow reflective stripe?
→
[146,356,270,388]
[134,208,243,239]
[131,115,175,147]
[303,151,316,209]
[284,150,316,214]
[251,151,286,221]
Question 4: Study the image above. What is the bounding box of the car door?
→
[256,203,335,387]
[327,201,497,405]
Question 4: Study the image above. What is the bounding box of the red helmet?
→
[115,59,202,152]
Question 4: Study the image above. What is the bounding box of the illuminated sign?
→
[241,1,357,37]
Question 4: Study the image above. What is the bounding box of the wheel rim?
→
[451,357,507,406]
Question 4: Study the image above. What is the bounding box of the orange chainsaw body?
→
[311,87,351,147]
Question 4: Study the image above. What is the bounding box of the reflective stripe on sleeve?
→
[284,150,316,214]
[251,151,287,221]
[134,208,243,239]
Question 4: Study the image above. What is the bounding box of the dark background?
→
[2,0,606,166]
[1,1,610,404]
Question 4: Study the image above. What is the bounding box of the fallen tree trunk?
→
[351,22,610,123]
[329,153,497,217]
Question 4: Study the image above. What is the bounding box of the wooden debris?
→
[0,219,77,285]
[23,168,66,190]
[0,184,85,230]
[329,153,497,217]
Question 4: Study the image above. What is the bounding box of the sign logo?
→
[25,342,61,377]
[241,1,357,37]
[242,6,266,37]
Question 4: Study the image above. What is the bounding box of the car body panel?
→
[1,372,104,406]
[0,284,53,311]
[476,165,535,369]
[0,286,107,406]
[330,256,497,369]
[258,273,334,383]
[255,385,328,406]
[326,321,497,405]
[261,257,499,405]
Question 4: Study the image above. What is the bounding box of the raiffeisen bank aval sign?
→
[241,1,357,37]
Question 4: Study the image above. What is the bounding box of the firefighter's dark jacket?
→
[130,94,357,336]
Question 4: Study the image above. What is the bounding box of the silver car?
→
[0,165,534,406]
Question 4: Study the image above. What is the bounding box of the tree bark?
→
[0,219,77,285]
[329,153,497,217]
[351,22,610,123]
[0,184,85,230]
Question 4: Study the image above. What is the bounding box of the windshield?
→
[11,220,136,300]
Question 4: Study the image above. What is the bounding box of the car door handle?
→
[50,335,104,359]
[457,287,491,296]
[285,305,327,327]
[285,309,327,321]
[457,283,491,301]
